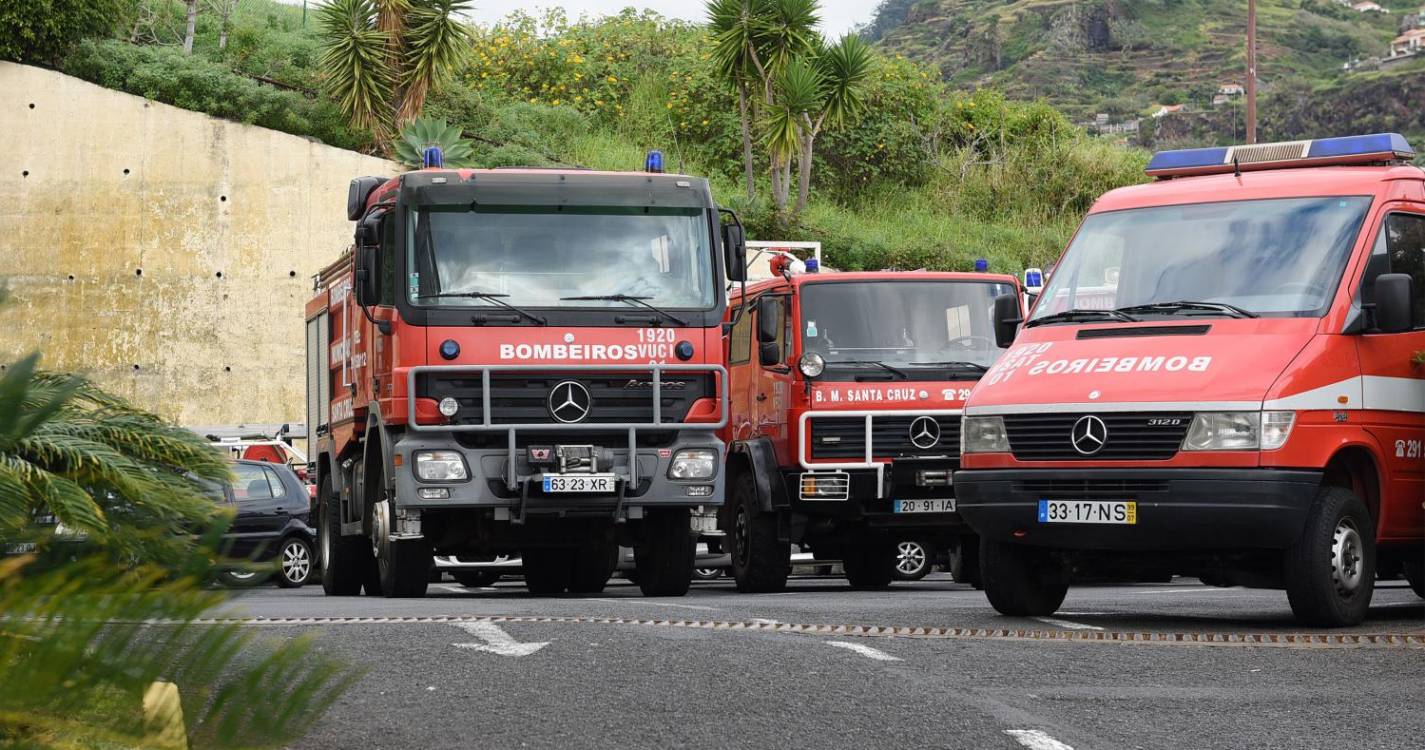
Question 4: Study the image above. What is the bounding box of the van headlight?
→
[1182,411,1294,451]
[668,449,717,480]
[414,450,470,481]
[961,416,1009,453]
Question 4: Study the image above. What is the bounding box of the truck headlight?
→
[1182,411,1293,451]
[414,450,469,481]
[961,416,1009,453]
[798,352,825,378]
[668,449,717,480]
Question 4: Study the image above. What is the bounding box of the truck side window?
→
[762,296,787,365]
[729,303,751,364]
[1363,213,1425,329]
[379,213,396,306]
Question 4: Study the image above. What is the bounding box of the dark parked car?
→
[215,460,317,588]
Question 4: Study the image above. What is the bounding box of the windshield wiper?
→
[1025,308,1139,327]
[1116,300,1258,319]
[560,294,688,327]
[905,360,990,374]
[826,359,908,380]
[415,291,547,325]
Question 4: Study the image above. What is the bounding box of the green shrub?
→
[0,0,130,65]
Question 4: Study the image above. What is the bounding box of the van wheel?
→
[372,496,430,598]
[980,537,1068,617]
[843,541,895,589]
[569,541,617,594]
[1284,487,1376,626]
[728,471,789,593]
[1403,560,1425,599]
[523,548,573,595]
[275,536,314,588]
[634,507,695,597]
[319,476,372,596]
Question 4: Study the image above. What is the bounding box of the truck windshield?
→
[799,281,1015,375]
[408,206,715,310]
[1031,196,1372,321]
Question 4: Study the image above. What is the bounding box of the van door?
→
[1356,210,1425,543]
[755,295,794,465]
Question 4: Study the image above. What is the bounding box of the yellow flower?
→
[552,99,561,105]
[607,75,618,83]
[701,119,709,125]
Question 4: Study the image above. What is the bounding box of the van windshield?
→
[408,206,715,309]
[1031,196,1372,321]
[799,280,1015,377]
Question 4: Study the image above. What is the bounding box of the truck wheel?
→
[1403,560,1425,599]
[980,537,1068,617]
[372,497,431,598]
[950,537,984,589]
[634,507,695,597]
[453,571,501,588]
[319,477,371,596]
[568,541,617,594]
[275,536,314,588]
[523,548,573,595]
[1284,486,1376,626]
[728,472,790,593]
[892,540,933,581]
[843,541,895,589]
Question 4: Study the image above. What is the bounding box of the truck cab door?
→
[754,295,794,464]
[727,301,756,442]
[1355,210,1425,543]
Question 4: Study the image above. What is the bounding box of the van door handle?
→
[756,393,767,402]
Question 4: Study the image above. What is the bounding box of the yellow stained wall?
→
[0,62,399,427]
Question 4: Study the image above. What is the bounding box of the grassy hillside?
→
[868,0,1422,121]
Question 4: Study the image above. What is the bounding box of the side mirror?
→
[1373,273,1413,333]
[758,341,782,367]
[993,293,1023,348]
[354,246,379,307]
[723,222,747,283]
[756,297,779,343]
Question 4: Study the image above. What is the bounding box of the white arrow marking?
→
[1005,729,1075,750]
[452,622,550,657]
[1031,616,1103,631]
[825,641,901,661]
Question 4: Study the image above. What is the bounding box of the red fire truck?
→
[305,150,745,598]
[720,258,1021,591]
[956,133,1425,626]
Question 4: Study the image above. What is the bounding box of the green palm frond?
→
[394,116,476,167]
[317,0,395,136]
[706,0,765,84]
[817,34,873,128]
[398,0,474,124]
[765,55,822,160]
[756,0,819,79]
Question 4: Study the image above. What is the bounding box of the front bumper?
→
[954,468,1322,552]
[786,461,967,531]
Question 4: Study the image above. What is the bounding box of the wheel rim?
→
[895,541,927,576]
[319,508,332,570]
[371,498,391,561]
[227,570,257,581]
[695,568,720,578]
[283,540,311,582]
[733,507,750,568]
[1331,518,1365,597]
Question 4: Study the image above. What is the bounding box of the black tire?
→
[523,548,573,595]
[843,540,895,589]
[693,567,723,580]
[1283,486,1376,627]
[727,471,790,593]
[275,536,315,588]
[635,507,695,597]
[319,475,372,596]
[371,469,430,598]
[980,537,1068,617]
[569,541,617,594]
[892,539,933,581]
[950,537,984,589]
[1403,559,1425,599]
[453,571,502,588]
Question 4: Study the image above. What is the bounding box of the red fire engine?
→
[305,150,745,598]
[957,133,1425,626]
[720,256,1021,591]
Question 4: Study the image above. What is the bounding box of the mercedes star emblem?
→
[548,380,592,424]
[1070,415,1108,456]
[908,416,941,450]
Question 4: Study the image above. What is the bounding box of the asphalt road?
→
[218,574,1425,750]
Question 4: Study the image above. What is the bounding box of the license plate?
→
[3,542,37,555]
[893,498,956,513]
[542,474,616,494]
[1037,500,1136,525]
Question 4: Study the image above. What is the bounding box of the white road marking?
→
[1005,729,1075,750]
[585,598,718,612]
[1032,617,1104,631]
[750,618,781,625]
[1132,588,1243,595]
[825,641,902,661]
[451,622,550,657]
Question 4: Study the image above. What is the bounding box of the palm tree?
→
[792,34,872,214]
[318,0,473,143]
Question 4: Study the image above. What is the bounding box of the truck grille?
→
[418,373,712,426]
[1003,412,1191,461]
[809,415,961,463]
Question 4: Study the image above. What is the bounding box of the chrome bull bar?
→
[797,409,963,497]
[406,364,729,493]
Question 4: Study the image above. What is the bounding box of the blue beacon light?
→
[645,150,664,173]
[974,258,989,272]
[439,339,460,360]
[804,258,820,273]
[422,146,444,169]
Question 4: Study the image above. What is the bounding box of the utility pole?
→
[1246,0,1257,143]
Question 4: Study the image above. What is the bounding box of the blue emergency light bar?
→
[1146,133,1415,179]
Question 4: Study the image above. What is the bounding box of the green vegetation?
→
[395,116,476,168]
[0,0,128,64]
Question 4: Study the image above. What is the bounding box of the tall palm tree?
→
[793,34,872,214]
